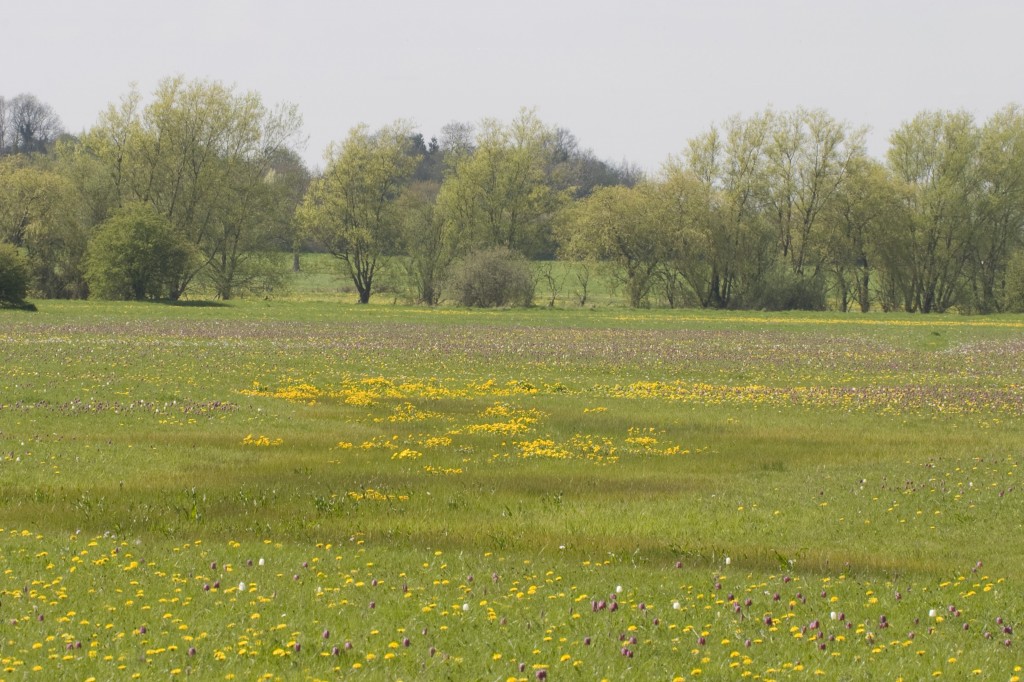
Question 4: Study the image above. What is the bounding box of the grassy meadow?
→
[2,296,1024,680]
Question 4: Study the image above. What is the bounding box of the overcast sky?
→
[5,0,1022,172]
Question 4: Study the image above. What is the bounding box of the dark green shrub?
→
[447,246,535,308]
[743,266,827,311]
[0,243,34,309]
[86,203,194,300]
[1004,251,1024,313]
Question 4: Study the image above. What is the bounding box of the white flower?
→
[615,585,623,594]
[830,611,838,620]
[238,582,247,593]
[462,603,470,612]
[258,557,265,566]
[928,608,937,618]
[672,601,681,610]
[725,557,731,565]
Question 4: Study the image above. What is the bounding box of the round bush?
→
[86,203,193,301]
[447,246,535,308]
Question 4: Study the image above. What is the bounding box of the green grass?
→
[1,300,1024,680]
[281,252,626,306]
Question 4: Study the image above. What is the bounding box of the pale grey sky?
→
[5,0,1023,172]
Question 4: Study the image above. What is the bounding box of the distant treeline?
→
[2,78,1023,313]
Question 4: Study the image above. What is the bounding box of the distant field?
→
[282,252,629,307]
[1,301,1023,680]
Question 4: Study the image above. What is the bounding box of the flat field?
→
[1,302,1024,680]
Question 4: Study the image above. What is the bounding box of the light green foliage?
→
[297,121,420,304]
[84,77,304,299]
[676,119,775,307]
[560,183,675,307]
[886,110,981,312]
[85,202,195,300]
[437,109,569,257]
[0,156,89,298]
[671,110,865,309]
[821,158,905,312]
[398,180,449,304]
[0,158,77,248]
[969,105,1024,312]
[760,109,866,276]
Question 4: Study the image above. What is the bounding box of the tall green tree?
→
[84,77,303,299]
[0,156,89,298]
[760,109,866,278]
[967,105,1024,312]
[887,110,980,313]
[821,158,906,312]
[398,180,451,305]
[437,110,568,258]
[297,122,420,304]
[559,183,674,307]
[677,118,775,308]
[0,157,75,247]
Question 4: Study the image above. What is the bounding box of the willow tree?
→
[0,156,88,298]
[560,183,676,307]
[297,122,420,304]
[677,118,774,308]
[84,77,303,299]
[759,108,866,278]
[821,158,906,312]
[437,109,568,258]
[887,110,980,313]
[969,105,1024,312]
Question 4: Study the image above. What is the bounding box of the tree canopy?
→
[296,121,420,304]
[3,81,1024,313]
